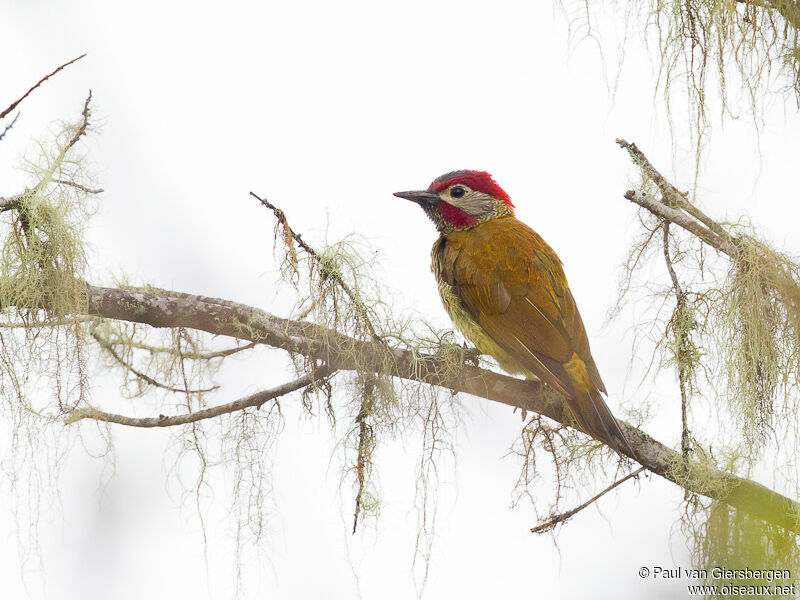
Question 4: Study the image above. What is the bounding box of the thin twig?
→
[531,467,647,533]
[64,364,334,427]
[52,179,104,195]
[662,223,683,297]
[62,91,93,157]
[194,341,258,359]
[0,54,87,121]
[91,331,219,395]
[0,112,19,142]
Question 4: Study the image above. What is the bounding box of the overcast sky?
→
[2,1,800,599]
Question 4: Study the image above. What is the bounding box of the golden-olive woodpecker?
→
[394,170,633,457]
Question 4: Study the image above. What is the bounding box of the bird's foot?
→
[436,342,482,366]
[459,343,482,366]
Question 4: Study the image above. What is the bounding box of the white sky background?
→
[1,1,800,599]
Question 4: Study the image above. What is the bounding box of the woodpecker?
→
[394,170,633,457]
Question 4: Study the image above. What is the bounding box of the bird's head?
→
[394,170,515,233]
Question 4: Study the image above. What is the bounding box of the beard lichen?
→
[261,202,468,592]
[717,234,800,449]
[0,98,100,589]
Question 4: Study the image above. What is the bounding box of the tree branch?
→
[60,92,93,159]
[1,92,96,214]
[62,283,798,534]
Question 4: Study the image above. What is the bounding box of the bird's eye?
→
[450,187,465,198]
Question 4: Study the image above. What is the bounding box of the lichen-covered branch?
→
[39,282,796,535]
[617,138,800,311]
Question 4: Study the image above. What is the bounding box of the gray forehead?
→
[432,170,472,186]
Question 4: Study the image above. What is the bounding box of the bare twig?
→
[194,341,258,360]
[616,139,734,252]
[61,91,93,158]
[2,92,96,222]
[52,179,104,195]
[91,331,219,395]
[531,467,647,533]
[65,364,333,427]
[0,54,87,121]
[662,223,683,297]
[0,112,19,142]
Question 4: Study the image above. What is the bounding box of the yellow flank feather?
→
[562,353,594,393]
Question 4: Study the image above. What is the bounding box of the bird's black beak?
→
[393,190,440,205]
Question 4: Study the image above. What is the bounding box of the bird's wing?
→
[440,217,606,399]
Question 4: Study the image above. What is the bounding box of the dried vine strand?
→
[662,223,693,471]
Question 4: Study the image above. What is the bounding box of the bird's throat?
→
[438,203,476,229]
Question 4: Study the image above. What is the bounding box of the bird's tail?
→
[568,389,636,459]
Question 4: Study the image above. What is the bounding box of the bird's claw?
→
[459,344,482,366]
